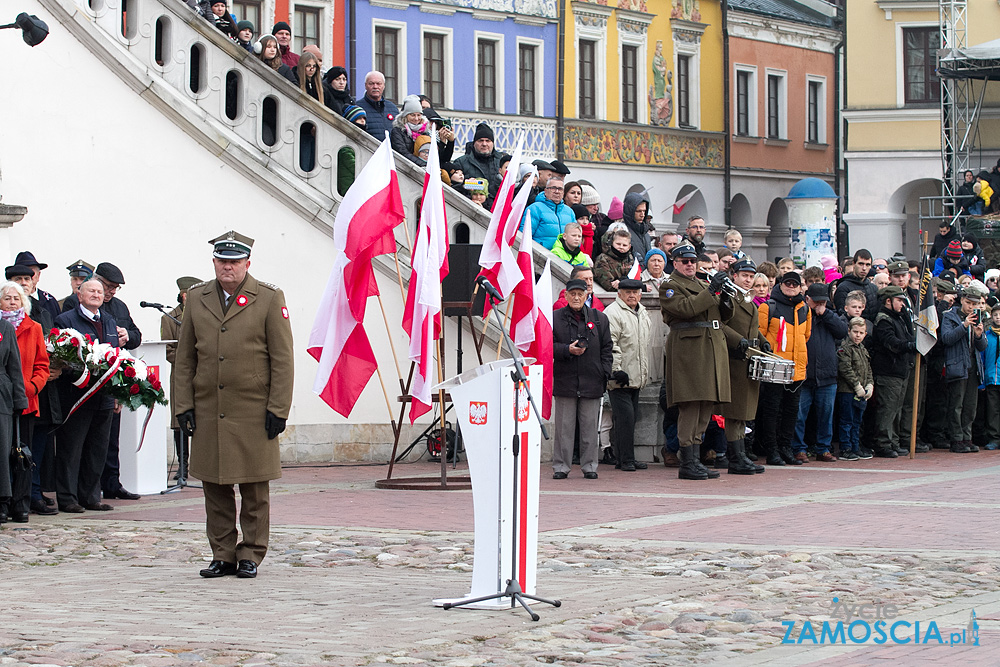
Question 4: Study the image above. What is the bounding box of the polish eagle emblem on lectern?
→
[470,402,488,425]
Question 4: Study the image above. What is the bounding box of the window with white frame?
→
[765,70,787,139]
[231,0,261,33]
[673,36,700,128]
[373,21,405,102]
[422,29,452,108]
[475,33,503,113]
[734,65,757,137]
[575,12,607,120]
[806,76,826,144]
[293,5,320,53]
[618,24,647,124]
[517,39,543,116]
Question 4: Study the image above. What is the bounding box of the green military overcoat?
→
[173,275,294,485]
[659,272,732,406]
[720,293,766,420]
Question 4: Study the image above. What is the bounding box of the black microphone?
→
[139,301,165,309]
[476,276,503,302]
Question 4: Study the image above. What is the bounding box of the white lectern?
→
[118,340,170,495]
[433,360,544,609]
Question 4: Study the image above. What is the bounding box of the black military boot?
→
[679,445,720,480]
[950,441,972,453]
[737,439,765,473]
[779,446,803,465]
[765,440,785,466]
[727,440,756,475]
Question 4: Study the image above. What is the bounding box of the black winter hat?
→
[96,262,125,285]
[236,20,254,32]
[325,65,348,83]
[4,264,33,279]
[473,122,494,142]
[272,21,291,35]
[571,204,590,220]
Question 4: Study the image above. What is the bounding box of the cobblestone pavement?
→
[2,451,999,666]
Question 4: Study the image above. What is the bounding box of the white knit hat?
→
[580,184,600,206]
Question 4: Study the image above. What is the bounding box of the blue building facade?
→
[348,0,558,123]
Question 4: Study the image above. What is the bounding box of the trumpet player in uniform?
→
[659,243,734,481]
[720,258,768,474]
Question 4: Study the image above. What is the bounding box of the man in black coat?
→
[53,280,120,512]
[551,279,613,480]
[833,250,879,321]
[870,286,917,458]
[14,251,61,322]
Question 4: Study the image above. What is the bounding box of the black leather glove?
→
[709,271,728,295]
[265,411,286,440]
[612,370,630,386]
[738,338,751,357]
[907,341,917,353]
[760,339,772,353]
[177,410,196,437]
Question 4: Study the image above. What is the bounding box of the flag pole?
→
[909,230,930,459]
[436,335,448,486]
[497,298,514,360]
[392,251,407,304]
[376,293,404,382]
[374,364,400,439]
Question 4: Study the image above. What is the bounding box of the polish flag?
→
[308,135,404,416]
[478,135,525,298]
[671,188,699,215]
[627,256,643,280]
[511,210,536,352]
[526,258,554,420]
[402,128,450,423]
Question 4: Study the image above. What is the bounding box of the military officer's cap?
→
[934,278,957,294]
[66,259,94,279]
[618,278,643,291]
[961,281,989,299]
[96,262,126,285]
[176,276,202,292]
[210,230,254,259]
[731,258,756,274]
[14,251,47,270]
[877,285,906,301]
[4,264,34,279]
[888,260,910,275]
[565,279,588,292]
[671,243,698,260]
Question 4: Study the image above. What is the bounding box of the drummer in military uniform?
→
[659,243,734,480]
[173,231,294,579]
[720,258,769,475]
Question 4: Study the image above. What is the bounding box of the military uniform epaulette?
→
[258,281,280,291]
[190,280,210,290]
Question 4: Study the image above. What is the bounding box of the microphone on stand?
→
[139,301,166,309]
[475,276,504,302]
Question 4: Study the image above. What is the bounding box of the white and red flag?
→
[526,258,554,420]
[511,210,537,352]
[478,135,532,302]
[671,188,700,215]
[402,129,450,423]
[308,135,404,416]
[627,256,643,280]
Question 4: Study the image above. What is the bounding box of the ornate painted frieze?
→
[421,0,557,19]
[563,123,723,168]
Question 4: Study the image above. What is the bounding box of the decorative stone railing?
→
[42,0,493,260]
[448,109,557,161]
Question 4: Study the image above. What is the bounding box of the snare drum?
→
[747,355,796,384]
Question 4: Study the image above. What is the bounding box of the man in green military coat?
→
[174,231,294,579]
[659,243,733,480]
[720,258,769,475]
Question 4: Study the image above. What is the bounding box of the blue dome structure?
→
[785,177,837,200]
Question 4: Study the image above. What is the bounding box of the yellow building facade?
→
[843,0,1000,258]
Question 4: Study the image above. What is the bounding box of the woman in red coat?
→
[1,281,49,522]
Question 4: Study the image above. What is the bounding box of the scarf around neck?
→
[0,307,25,330]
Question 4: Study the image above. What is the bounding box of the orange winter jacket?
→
[757,289,812,382]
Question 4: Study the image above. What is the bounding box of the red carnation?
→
[85,334,94,343]
[49,328,59,337]
[70,338,80,347]
[129,384,141,395]
[123,366,136,378]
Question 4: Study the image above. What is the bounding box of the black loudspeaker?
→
[442,244,487,316]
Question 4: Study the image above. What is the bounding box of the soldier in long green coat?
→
[720,258,769,475]
[659,243,733,480]
[174,231,294,580]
